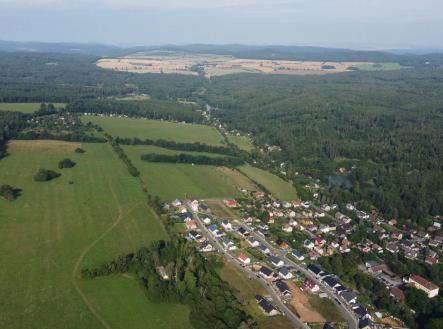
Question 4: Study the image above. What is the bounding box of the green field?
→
[0,140,191,329]
[354,62,404,71]
[239,165,298,200]
[124,145,242,201]
[81,275,193,329]
[82,115,225,146]
[0,102,65,113]
[227,135,254,152]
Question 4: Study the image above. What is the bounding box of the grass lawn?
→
[227,135,254,152]
[0,102,65,113]
[239,165,298,201]
[81,275,193,329]
[124,145,242,201]
[0,140,185,329]
[82,115,225,146]
[308,295,345,323]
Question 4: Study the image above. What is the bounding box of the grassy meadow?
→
[354,62,405,71]
[0,140,191,329]
[239,165,298,200]
[227,135,254,152]
[0,102,65,113]
[82,115,225,146]
[123,145,243,201]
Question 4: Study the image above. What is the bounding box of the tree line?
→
[115,136,244,157]
[140,153,243,167]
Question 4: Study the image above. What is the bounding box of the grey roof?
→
[341,290,357,303]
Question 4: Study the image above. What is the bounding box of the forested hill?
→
[203,69,443,226]
[0,52,204,102]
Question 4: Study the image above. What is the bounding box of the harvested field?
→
[205,199,239,218]
[96,53,390,77]
[8,139,81,154]
[216,167,258,191]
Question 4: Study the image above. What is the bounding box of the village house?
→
[177,205,187,214]
[185,220,197,230]
[390,287,406,302]
[278,267,293,280]
[238,253,251,265]
[200,240,213,252]
[307,264,323,277]
[391,231,403,240]
[268,255,284,268]
[208,224,224,237]
[246,236,260,247]
[291,249,305,261]
[282,223,293,233]
[259,266,274,280]
[188,230,203,241]
[221,219,233,231]
[259,244,271,255]
[179,212,192,222]
[190,199,199,212]
[237,226,249,237]
[255,295,279,316]
[340,290,357,305]
[407,275,439,298]
[202,215,212,225]
[221,237,236,250]
[224,199,238,208]
[304,239,315,249]
[301,278,319,293]
[275,280,292,298]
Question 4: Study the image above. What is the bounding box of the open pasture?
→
[123,145,243,201]
[0,102,65,113]
[239,165,298,201]
[82,115,225,146]
[0,140,186,329]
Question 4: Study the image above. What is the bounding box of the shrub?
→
[34,169,61,182]
[58,158,76,169]
[75,148,85,153]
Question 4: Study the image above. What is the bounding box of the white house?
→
[246,236,260,247]
[278,267,293,279]
[238,253,251,265]
[221,220,232,231]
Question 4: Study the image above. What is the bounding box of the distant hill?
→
[1,41,442,68]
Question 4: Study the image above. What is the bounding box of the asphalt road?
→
[185,202,311,329]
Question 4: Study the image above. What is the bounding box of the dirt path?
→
[71,179,141,329]
[287,281,325,323]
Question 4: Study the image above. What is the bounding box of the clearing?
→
[0,140,190,329]
[124,145,242,201]
[0,102,65,113]
[205,199,239,219]
[239,165,298,200]
[215,166,258,191]
[227,135,255,152]
[287,281,325,323]
[82,115,225,146]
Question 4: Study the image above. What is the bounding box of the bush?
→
[0,185,21,201]
[33,169,61,182]
[58,158,76,169]
[75,148,85,153]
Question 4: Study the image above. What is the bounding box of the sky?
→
[0,0,442,49]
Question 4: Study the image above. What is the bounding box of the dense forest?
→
[0,52,204,102]
[68,99,204,123]
[82,240,252,329]
[203,69,443,226]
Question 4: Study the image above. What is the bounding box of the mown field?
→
[0,102,65,113]
[227,135,254,152]
[0,140,191,329]
[82,115,225,146]
[239,165,298,200]
[123,145,244,201]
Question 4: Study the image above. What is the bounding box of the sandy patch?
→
[287,281,326,323]
[8,140,81,154]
